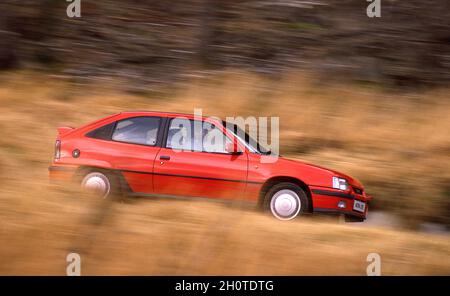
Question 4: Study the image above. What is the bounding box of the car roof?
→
[119,111,210,120]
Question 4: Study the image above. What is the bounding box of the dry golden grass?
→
[1,186,449,275]
[0,70,449,274]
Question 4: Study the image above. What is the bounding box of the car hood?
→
[278,156,364,188]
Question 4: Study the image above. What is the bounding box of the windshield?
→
[224,122,271,155]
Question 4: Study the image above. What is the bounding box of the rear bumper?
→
[48,165,78,182]
[310,187,370,219]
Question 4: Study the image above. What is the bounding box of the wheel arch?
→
[258,176,313,212]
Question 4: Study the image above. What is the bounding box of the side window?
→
[86,122,116,140]
[166,118,231,153]
[112,117,160,146]
[202,121,231,153]
[166,118,192,150]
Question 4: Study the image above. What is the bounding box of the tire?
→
[263,182,309,220]
[80,171,120,199]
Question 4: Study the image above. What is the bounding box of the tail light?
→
[54,140,61,159]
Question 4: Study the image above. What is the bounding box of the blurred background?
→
[0,0,449,275]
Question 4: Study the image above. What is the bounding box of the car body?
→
[49,111,371,221]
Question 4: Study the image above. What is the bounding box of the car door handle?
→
[160,156,171,160]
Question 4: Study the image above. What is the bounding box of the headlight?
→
[332,176,348,190]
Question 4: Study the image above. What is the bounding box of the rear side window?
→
[86,122,116,140]
[112,117,161,146]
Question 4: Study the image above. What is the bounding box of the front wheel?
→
[263,182,309,220]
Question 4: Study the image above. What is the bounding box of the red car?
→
[49,111,371,221]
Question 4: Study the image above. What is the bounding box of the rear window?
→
[85,122,116,140]
[112,117,161,146]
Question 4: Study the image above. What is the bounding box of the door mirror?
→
[225,141,242,155]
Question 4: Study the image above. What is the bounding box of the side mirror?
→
[225,142,242,155]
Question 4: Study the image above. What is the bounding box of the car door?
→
[153,117,248,200]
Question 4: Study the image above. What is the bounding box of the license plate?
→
[353,200,366,212]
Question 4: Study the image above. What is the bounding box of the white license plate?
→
[353,200,366,212]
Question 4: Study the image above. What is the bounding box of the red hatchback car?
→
[49,111,371,221]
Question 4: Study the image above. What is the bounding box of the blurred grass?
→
[1,186,449,275]
[0,70,449,274]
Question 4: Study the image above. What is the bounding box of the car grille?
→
[352,186,364,195]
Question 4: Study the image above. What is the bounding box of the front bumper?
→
[310,186,370,219]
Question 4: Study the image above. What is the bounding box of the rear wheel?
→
[81,171,119,199]
[263,182,309,220]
